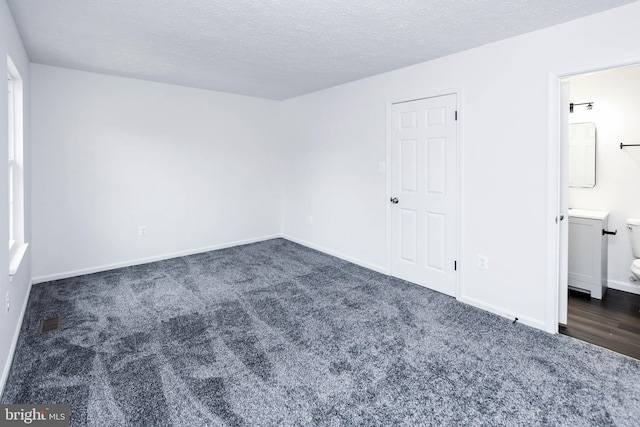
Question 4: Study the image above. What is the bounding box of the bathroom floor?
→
[560,288,640,359]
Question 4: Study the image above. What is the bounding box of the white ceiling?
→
[7,0,638,100]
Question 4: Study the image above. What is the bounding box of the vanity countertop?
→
[568,208,609,220]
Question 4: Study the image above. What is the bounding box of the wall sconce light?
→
[569,102,594,113]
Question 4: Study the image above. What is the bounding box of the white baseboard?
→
[282,236,549,332]
[280,234,388,275]
[32,234,282,284]
[458,293,547,332]
[608,278,640,295]
[0,280,33,397]
[30,234,552,337]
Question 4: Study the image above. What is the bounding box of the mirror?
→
[569,122,596,188]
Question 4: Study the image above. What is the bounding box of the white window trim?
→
[7,56,26,277]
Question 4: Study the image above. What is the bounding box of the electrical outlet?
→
[308,216,314,225]
[478,255,489,270]
[5,291,9,314]
[138,225,147,236]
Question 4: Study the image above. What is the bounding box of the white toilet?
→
[627,218,640,280]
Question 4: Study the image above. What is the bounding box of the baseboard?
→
[458,294,547,332]
[32,234,282,284]
[280,234,388,275]
[31,233,551,337]
[0,279,33,398]
[282,237,549,331]
[608,279,640,295]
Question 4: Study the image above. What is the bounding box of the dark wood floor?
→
[559,288,640,359]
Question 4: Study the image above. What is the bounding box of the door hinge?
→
[454,260,457,271]
[454,110,458,121]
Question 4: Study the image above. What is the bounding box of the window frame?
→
[8,72,15,252]
[7,56,27,276]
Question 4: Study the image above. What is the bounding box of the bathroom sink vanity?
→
[568,209,609,299]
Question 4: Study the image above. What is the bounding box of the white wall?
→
[0,0,31,395]
[568,65,640,294]
[31,65,282,281]
[280,2,640,330]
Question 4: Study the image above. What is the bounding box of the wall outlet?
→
[5,291,9,314]
[308,216,314,225]
[138,225,148,236]
[478,255,489,270]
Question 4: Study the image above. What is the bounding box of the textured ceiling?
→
[6,0,638,100]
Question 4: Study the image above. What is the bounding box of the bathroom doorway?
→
[558,64,640,359]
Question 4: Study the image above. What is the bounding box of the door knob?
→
[390,197,399,204]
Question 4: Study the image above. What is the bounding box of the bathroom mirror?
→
[569,122,596,188]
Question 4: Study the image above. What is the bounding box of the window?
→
[7,56,26,276]
[8,72,15,249]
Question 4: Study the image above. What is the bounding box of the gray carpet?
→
[2,238,639,426]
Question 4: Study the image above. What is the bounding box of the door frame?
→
[546,57,640,334]
[385,88,463,299]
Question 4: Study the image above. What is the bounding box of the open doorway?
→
[558,64,640,359]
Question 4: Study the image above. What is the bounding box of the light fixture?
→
[569,101,594,113]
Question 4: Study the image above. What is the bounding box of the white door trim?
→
[385,89,463,299]
[546,56,640,334]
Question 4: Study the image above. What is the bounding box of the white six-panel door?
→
[391,94,457,296]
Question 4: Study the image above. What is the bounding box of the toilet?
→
[627,218,640,280]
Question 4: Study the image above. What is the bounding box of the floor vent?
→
[38,316,61,334]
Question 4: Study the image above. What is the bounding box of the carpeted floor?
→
[2,238,639,426]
